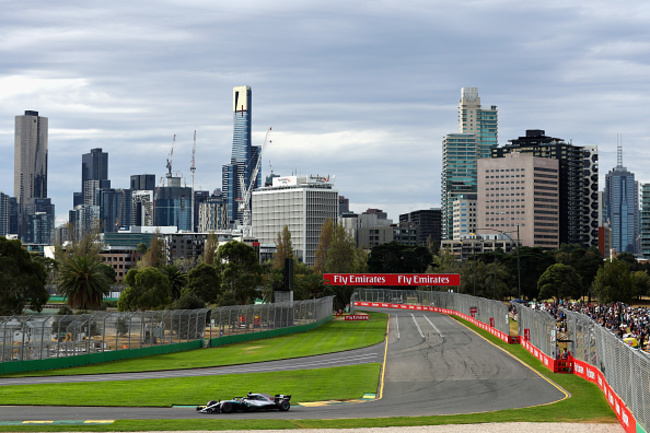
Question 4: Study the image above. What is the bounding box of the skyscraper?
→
[222,85,261,227]
[493,130,599,247]
[441,87,498,240]
[14,110,48,238]
[81,148,110,205]
[605,144,638,254]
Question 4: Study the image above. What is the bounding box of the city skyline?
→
[1,1,650,225]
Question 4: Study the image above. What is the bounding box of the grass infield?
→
[0,311,620,431]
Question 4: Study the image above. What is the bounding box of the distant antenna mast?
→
[190,130,197,191]
[190,130,197,231]
[617,133,623,168]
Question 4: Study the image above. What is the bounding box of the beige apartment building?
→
[477,152,559,249]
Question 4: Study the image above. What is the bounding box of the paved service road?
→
[0,308,567,421]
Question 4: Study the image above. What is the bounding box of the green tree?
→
[137,233,165,269]
[161,264,187,301]
[203,232,218,265]
[273,225,294,270]
[170,293,206,310]
[0,237,49,315]
[324,222,366,273]
[182,263,221,304]
[510,247,555,300]
[136,242,148,255]
[460,259,505,297]
[368,241,432,274]
[57,255,112,310]
[632,270,650,299]
[555,244,602,300]
[537,263,582,301]
[314,219,334,273]
[215,241,261,305]
[591,259,636,304]
[118,267,171,311]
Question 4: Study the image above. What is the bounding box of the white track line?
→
[423,315,444,338]
[410,314,425,338]
[395,315,400,339]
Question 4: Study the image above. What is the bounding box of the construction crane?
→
[115,189,125,231]
[166,134,176,180]
[239,127,272,238]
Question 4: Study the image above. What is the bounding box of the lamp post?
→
[475,226,521,301]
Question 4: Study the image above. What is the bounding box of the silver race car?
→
[197,392,291,414]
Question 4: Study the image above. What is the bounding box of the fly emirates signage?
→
[323,273,460,286]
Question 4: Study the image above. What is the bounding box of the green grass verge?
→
[0,311,621,432]
[0,364,380,407]
[3,312,388,377]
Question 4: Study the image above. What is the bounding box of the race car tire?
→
[207,400,217,407]
[220,402,233,413]
[278,400,290,411]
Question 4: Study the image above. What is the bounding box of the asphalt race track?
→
[0,308,567,421]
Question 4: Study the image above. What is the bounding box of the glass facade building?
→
[441,88,497,240]
[14,110,48,239]
[222,86,261,227]
[153,185,192,231]
[605,147,638,254]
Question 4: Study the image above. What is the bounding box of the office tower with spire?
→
[605,142,638,254]
[14,110,53,241]
[441,88,498,239]
[222,85,261,227]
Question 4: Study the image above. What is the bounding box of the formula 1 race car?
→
[197,392,292,414]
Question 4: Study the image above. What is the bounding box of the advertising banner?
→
[324,273,460,286]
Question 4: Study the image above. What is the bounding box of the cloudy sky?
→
[2,0,650,225]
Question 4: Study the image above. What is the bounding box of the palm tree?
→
[58,255,112,310]
[161,264,187,301]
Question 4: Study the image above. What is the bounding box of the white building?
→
[452,194,477,240]
[252,175,338,266]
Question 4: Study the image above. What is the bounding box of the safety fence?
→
[0,296,334,374]
[514,303,559,363]
[351,289,510,337]
[562,308,649,433]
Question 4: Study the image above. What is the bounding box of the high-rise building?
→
[252,175,338,266]
[0,192,10,236]
[441,88,497,240]
[478,152,559,249]
[399,209,442,250]
[193,190,210,232]
[198,190,227,232]
[97,188,132,233]
[153,176,192,231]
[14,110,48,238]
[452,195,477,241]
[131,190,154,227]
[222,85,261,227]
[130,174,156,191]
[493,130,598,247]
[81,148,110,205]
[605,145,638,254]
[639,184,650,258]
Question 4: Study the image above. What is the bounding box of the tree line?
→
[2,222,648,316]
